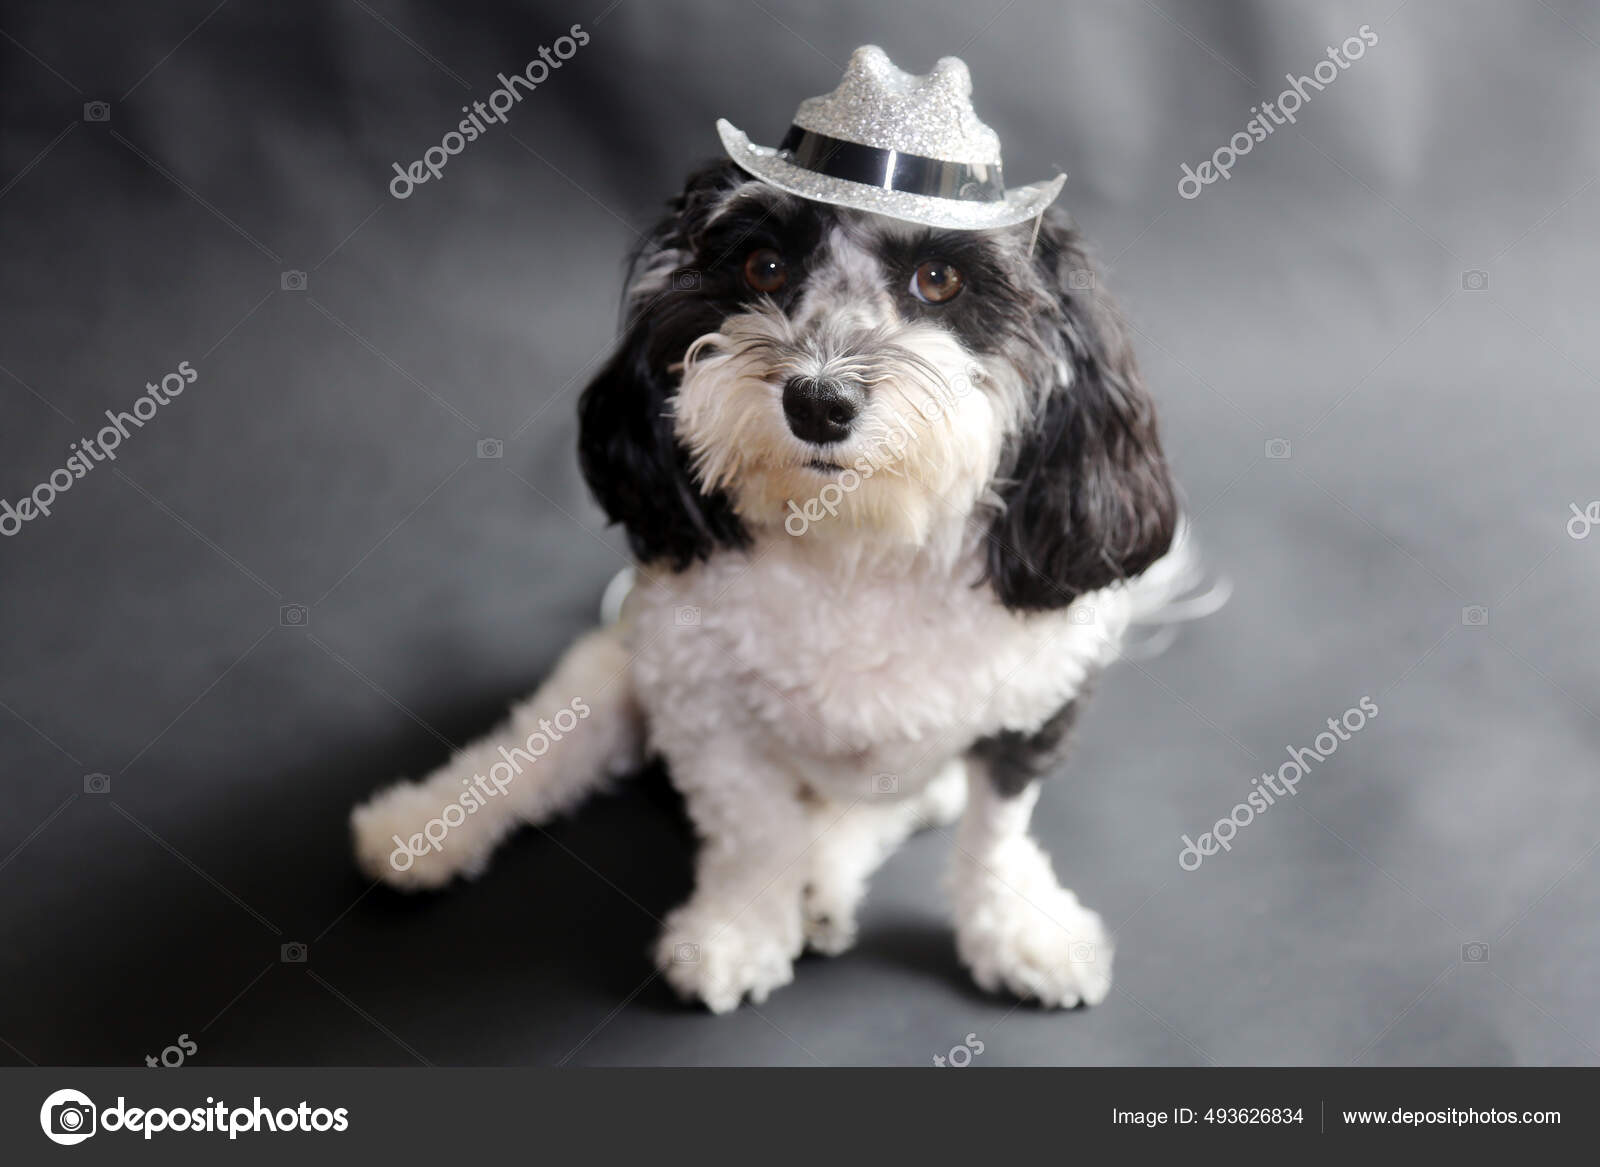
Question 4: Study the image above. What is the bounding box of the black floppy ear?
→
[577,160,749,569]
[984,208,1178,611]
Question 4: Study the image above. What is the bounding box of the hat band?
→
[776,125,1004,203]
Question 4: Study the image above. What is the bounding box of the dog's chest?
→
[631,544,1114,768]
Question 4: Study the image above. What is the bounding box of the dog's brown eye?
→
[743,248,787,293]
[910,259,964,304]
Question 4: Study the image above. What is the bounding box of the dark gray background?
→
[2,0,1596,1066]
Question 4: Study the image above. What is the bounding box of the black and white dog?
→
[352,157,1196,1013]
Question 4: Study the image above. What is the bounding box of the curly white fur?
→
[351,520,1178,1011]
[349,189,1201,1014]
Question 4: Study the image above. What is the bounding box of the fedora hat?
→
[717,45,1064,231]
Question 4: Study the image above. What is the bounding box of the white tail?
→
[1119,518,1231,659]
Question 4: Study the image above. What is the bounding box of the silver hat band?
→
[775,125,1005,204]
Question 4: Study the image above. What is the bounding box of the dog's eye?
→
[743,248,788,293]
[909,259,964,304]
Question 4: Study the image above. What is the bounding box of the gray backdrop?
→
[2,0,1597,1066]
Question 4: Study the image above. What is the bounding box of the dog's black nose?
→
[782,377,857,445]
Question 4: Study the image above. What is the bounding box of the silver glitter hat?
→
[717,45,1064,231]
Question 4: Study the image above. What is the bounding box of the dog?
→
[352,48,1199,1014]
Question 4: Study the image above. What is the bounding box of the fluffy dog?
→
[351,158,1196,1014]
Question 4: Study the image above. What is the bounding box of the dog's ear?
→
[578,160,750,569]
[984,208,1178,611]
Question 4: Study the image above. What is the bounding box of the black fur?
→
[983,208,1178,611]
[581,166,1176,591]
[969,698,1082,798]
[577,161,756,568]
[869,226,1038,356]
[693,174,829,310]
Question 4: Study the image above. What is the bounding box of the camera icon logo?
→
[476,438,503,459]
[674,606,700,627]
[40,1088,97,1145]
[1461,941,1490,963]
[1069,941,1097,963]
[1461,605,1489,627]
[671,269,702,291]
[1068,605,1096,626]
[870,773,899,796]
[281,942,308,963]
[1066,268,1096,292]
[672,942,700,963]
[83,772,111,795]
[82,101,110,122]
[1461,270,1489,292]
[1265,438,1292,460]
[280,270,308,292]
[279,604,309,627]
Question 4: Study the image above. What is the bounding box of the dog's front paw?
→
[958,891,1112,1008]
[350,781,488,891]
[656,904,800,1014]
[954,843,1113,1008]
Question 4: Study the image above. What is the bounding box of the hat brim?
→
[717,119,1064,231]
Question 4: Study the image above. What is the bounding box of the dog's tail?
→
[1117,517,1230,659]
[350,621,645,890]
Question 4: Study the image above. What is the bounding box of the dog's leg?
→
[949,759,1112,1007]
[802,759,967,955]
[350,625,643,890]
[652,739,817,1013]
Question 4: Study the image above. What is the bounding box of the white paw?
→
[350,781,488,892]
[656,904,800,1014]
[802,877,862,955]
[954,842,1113,1008]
